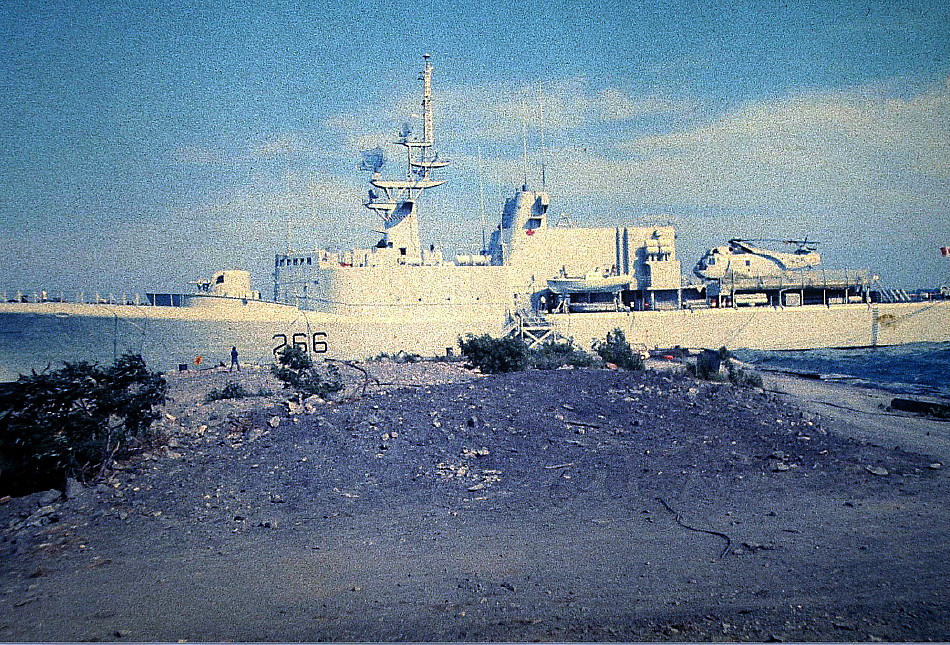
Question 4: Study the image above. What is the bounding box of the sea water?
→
[0,312,293,382]
[733,342,950,401]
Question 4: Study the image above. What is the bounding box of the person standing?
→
[229,346,240,372]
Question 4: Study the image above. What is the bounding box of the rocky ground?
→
[1,359,948,641]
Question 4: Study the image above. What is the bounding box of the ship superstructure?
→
[0,54,948,379]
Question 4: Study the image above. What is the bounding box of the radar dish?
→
[358,147,387,173]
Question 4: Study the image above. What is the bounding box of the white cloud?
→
[620,79,950,212]
[325,77,697,148]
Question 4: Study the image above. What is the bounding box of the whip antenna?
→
[538,80,547,189]
[520,94,529,189]
[477,144,487,253]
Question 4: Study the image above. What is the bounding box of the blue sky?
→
[2,0,949,292]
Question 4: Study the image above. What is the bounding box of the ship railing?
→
[2,290,151,306]
[720,268,871,292]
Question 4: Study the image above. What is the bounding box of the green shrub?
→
[696,347,730,380]
[271,346,344,398]
[458,334,530,374]
[0,354,167,493]
[530,340,595,370]
[205,383,271,402]
[693,346,763,387]
[728,363,764,388]
[592,329,644,371]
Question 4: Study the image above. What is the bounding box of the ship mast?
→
[421,53,434,165]
[362,54,449,219]
[359,54,450,262]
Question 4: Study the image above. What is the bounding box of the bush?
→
[592,329,644,371]
[458,334,530,374]
[530,340,595,370]
[693,346,763,388]
[205,383,271,402]
[0,353,167,494]
[728,363,764,388]
[271,346,344,398]
[696,346,730,380]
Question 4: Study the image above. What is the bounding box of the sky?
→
[2,0,949,293]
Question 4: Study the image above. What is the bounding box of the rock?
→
[742,541,775,552]
[268,416,282,428]
[39,489,62,505]
[286,400,303,415]
[770,462,790,472]
[865,465,889,476]
[0,496,11,505]
[25,505,59,527]
[927,462,943,470]
[768,450,786,460]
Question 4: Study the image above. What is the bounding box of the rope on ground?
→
[656,496,732,559]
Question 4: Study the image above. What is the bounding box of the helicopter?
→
[693,238,822,280]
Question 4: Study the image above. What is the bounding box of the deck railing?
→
[1,290,152,306]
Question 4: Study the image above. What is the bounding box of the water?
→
[733,342,950,401]
[0,312,303,382]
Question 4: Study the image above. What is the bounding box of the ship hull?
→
[1,299,947,380]
[548,300,950,351]
[0,301,505,380]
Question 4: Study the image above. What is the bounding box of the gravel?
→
[1,361,948,641]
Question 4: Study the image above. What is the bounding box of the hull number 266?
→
[272,332,328,355]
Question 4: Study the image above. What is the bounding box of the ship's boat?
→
[547,271,631,294]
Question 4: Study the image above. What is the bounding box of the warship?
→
[1,55,948,379]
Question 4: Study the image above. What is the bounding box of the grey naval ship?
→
[2,54,949,379]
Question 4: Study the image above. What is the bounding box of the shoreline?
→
[1,360,948,641]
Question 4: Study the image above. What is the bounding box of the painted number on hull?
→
[272,332,328,355]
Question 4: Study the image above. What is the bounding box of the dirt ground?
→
[1,360,948,641]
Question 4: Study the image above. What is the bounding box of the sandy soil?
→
[1,359,948,641]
